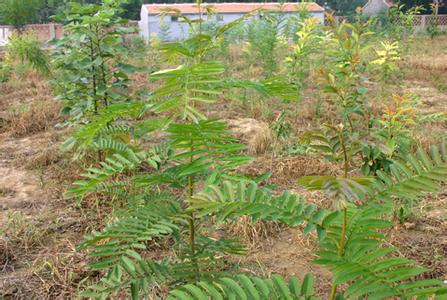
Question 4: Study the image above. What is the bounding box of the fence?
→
[0,21,139,46]
[331,15,447,32]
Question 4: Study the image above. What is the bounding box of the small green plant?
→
[159,15,171,41]
[300,123,361,172]
[427,3,441,38]
[371,40,401,82]
[319,20,374,132]
[0,61,12,82]
[360,143,394,175]
[174,143,447,299]
[69,4,297,297]
[245,11,284,77]
[271,111,292,140]
[285,16,324,98]
[6,32,50,76]
[373,94,418,156]
[386,3,423,43]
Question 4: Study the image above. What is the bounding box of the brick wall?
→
[0,22,139,46]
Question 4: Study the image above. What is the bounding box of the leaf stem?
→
[329,207,348,300]
[339,129,349,177]
[89,25,98,114]
[188,143,199,278]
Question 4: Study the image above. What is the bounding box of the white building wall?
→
[141,10,325,41]
[0,26,11,46]
[313,11,325,23]
[139,6,150,41]
[147,13,246,41]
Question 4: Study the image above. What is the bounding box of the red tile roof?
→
[144,2,324,15]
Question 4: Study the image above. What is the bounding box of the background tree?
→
[1,0,445,28]
[400,0,446,13]
[315,0,366,15]
[121,0,143,19]
[0,0,43,29]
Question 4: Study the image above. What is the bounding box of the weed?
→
[245,11,283,77]
[6,32,50,76]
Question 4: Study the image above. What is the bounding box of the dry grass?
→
[239,154,340,188]
[0,211,47,270]
[8,101,61,137]
[223,217,284,249]
[0,71,91,299]
[403,35,447,93]
[0,71,51,105]
[0,69,60,138]
[391,226,447,280]
[228,118,275,155]
[30,240,89,298]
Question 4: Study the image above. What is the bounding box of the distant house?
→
[362,0,393,16]
[138,2,325,41]
[0,26,11,46]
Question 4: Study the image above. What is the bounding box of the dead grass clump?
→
[391,229,447,281]
[30,240,89,298]
[0,242,90,299]
[0,73,52,109]
[405,53,447,73]
[0,211,47,269]
[228,118,275,155]
[1,210,47,250]
[223,216,284,249]
[0,186,15,197]
[9,101,61,137]
[240,155,339,188]
[0,272,42,299]
[24,145,64,170]
[0,116,11,133]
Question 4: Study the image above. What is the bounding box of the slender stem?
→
[329,284,337,300]
[188,175,196,256]
[337,91,354,134]
[187,141,199,278]
[329,207,348,300]
[198,0,202,36]
[330,130,350,299]
[186,10,203,276]
[339,131,349,178]
[89,32,97,114]
[346,115,354,134]
[94,25,109,107]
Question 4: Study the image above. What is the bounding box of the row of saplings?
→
[40,1,447,299]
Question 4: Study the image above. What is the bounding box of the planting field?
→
[1,4,447,299]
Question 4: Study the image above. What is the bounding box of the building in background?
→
[0,26,11,46]
[138,2,325,41]
[362,0,393,16]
